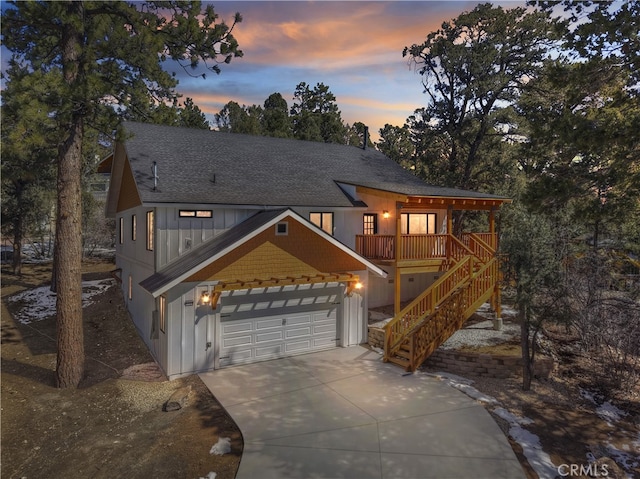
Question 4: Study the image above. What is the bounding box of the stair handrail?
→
[448,234,476,263]
[404,257,499,371]
[466,233,495,262]
[383,254,474,359]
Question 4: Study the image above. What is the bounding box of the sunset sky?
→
[171,1,516,141]
[0,1,525,142]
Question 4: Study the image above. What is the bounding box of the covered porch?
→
[355,198,504,316]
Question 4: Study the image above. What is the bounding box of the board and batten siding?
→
[155,207,254,269]
[290,207,363,251]
[342,270,368,346]
[115,205,156,269]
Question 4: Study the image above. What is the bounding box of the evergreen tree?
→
[215,100,261,134]
[500,205,569,391]
[290,82,346,143]
[179,98,210,129]
[376,124,414,168]
[2,0,242,388]
[517,59,640,249]
[403,3,559,230]
[261,92,292,138]
[1,63,59,275]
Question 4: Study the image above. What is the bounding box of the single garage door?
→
[218,283,342,368]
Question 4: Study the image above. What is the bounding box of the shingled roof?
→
[121,122,508,207]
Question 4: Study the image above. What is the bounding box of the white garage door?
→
[218,283,342,368]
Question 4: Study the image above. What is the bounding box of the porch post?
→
[489,207,502,330]
[394,202,402,316]
[489,208,496,250]
[446,205,454,261]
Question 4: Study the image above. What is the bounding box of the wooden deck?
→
[356,232,501,372]
[355,233,494,262]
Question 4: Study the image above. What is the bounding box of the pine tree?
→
[2,0,242,388]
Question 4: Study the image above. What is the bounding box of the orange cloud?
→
[231,2,446,71]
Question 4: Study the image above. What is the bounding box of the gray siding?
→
[155,206,253,269]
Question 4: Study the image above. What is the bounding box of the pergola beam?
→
[213,273,359,293]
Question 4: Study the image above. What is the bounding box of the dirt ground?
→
[421,319,640,479]
[1,260,242,479]
[3,261,639,479]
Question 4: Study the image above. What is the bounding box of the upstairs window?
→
[179,210,212,218]
[363,214,378,235]
[158,295,166,333]
[401,213,437,235]
[310,212,333,235]
[119,217,124,244]
[131,214,137,241]
[146,210,154,251]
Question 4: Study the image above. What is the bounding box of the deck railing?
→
[384,255,475,358]
[355,232,495,262]
[404,257,499,371]
[401,234,447,260]
[355,234,395,260]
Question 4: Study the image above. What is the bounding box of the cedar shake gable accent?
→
[185,218,366,283]
[140,209,386,297]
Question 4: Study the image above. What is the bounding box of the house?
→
[103,122,510,379]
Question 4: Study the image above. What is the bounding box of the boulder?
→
[163,385,192,411]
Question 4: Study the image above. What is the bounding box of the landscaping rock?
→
[163,385,192,411]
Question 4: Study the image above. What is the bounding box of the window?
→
[146,210,154,251]
[310,212,334,235]
[128,275,133,300]
[276,222,288,235]
[119,217,124,244]
[131,215,137,241]
[158,295,166,333]
[401,213,437,234]
[179,210,212,218]
[363,214,378,235]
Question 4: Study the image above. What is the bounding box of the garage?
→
[217,283,342,368]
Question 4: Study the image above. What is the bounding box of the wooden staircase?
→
[383,234,500,371]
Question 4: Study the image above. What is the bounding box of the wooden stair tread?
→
[384,252,499,373]
[395,348,411,359]
[387,355,410,368]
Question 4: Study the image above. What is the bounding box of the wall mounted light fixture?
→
[347,280,364,297]
[201,291,211,305]
[382,210,390,219]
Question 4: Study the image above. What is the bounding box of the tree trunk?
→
[55,1,85,388]
[520,305,532,391]
[12,187,23,276]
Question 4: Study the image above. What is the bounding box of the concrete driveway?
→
[199,346,525,479]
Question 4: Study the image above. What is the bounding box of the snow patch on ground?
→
[493,407,534,426]
[199,472,217,479]
[580,389,628,426]
[435,378,639,479]
[209,437,231,455]
[432,371,558,479]
[605,442,639,478]
[509,425,559,479]
[5,279,115,324]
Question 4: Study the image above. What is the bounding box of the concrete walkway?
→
[199,346,525,479]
